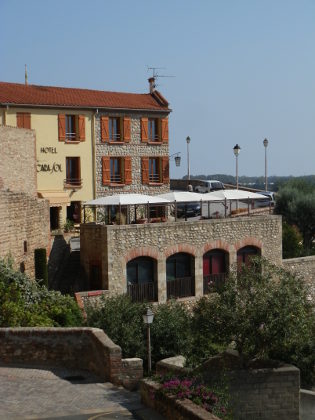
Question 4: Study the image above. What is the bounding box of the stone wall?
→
[95,113,170,197]
[0,190,50,276]
[283,256,315,302]
[0,327,143,388]
[80,215,282,302]
[0,125,37,196]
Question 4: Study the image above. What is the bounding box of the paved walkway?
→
[0,365,163,420]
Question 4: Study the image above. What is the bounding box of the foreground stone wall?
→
[0,126,37,196]
[81,215,282,302]
[283,256,315,302]
[0,328,142,388]
[0,190,50,276]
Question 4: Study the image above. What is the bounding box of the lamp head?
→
[233,144,241,156]
[263,138,269,148]
[186,136,191,144]
[143,307,154,324]
[175,155,181,167]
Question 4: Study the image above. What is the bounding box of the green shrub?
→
[34,248,48,287]
[0,259,83,327]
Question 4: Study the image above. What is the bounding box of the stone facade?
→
[283,256,315,302]
[80,215,282,302]
[95,112,170,197]
[0,327,143,388]
[0,190,50,276]
[0,125,37,196]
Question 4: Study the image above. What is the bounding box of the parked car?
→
[195,180,225,193]
[255,191,276,208]
[175,203,201,218]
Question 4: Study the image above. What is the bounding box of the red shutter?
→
[123,117,131,142]
[124,157,132,185]
[58,114,66,141]
[101,117,109,142]
[102,157,110,185]
[162,156,169,183]
[141,118,148,142]
[16,113,23,128]
[161,118,169,143]
[141,157,149,184]
[78,115,85,141]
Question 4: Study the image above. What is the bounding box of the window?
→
[149,158,160,182]
[141,156,169,184]
[237,246,261,271]
[148,118,158,141]
[58,114,85,142]
[65,115,76,140]
[65,157,81,187]
[109,117,121,141]
[17,112,31,129]
[102,156,132,185]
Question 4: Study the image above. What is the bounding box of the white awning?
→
[84,193,171,206]
[203,189,268,201]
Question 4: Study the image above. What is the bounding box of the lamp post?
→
[186,136,191,189]
[143,307,154,374]
[233,144,241,189]
[169,152,181,167]
[263,138,268,191]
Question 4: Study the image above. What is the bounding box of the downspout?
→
[92,110,97,200]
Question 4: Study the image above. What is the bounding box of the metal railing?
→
[167,276,195,299]
[149,134,160,142]
[110,174,122,183]
[127,282,157,303]
[149,174,160,183]
[109,133,121,141]
[64,178,82,188]
[65,132,77,140]
[203,273,227,294]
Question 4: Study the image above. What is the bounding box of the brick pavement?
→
[0,365,163,420]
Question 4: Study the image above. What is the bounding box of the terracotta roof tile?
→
[0,82,169,111]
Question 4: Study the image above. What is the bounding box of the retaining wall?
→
[283,256,315,302]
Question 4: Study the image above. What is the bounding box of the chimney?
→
[148,77,155,93]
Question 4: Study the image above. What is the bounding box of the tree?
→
[192,258,315,385]
[275,180,315,252]
[282,222,303,259]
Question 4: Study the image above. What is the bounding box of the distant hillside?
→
[182,174,315,191]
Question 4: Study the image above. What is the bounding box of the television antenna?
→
[147,66,175,87]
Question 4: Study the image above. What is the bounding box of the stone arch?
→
[164,243,196,259]
[203,240,231,255]
[234,237,263,253]
[124,247,160,264]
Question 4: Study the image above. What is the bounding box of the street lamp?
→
[233,144,241,189]
[170,152,181,167]
[263,138,269,191]
[186,136,191,188]
[143,307,154,374]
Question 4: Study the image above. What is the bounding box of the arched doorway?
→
[203,249,228,293]
[127,256,157,302]
[166,252,195,299]
[237,246,261,271]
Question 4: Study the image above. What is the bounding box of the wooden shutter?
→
[141,157,149,184]
[124,157,132,184]
[58,114,66,141]
[101,116,109,142]
[24,113,31,129]
[17,113,23,128]
[141,118,148,142]
[123,117,131,142]
[161,118,169,143]
[78,115,85,141]
[162,156,169,183]
[102,156,110,185]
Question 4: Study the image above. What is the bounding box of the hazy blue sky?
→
[1,0,314,178]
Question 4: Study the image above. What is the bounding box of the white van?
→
[194,180,225,193]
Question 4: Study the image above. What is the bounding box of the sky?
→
[1,0,315,178]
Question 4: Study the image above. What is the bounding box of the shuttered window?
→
[17,113,31,129]
[59,114,85,142]
[142,156,169,184]
[141,117,169,143]
[102,156,132,185]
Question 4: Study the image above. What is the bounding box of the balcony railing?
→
[110,174,122,183]
[64,178,82,188]
[167,276,195,299]
[149,173,160,183]
[127,282,157,303]
[109,133,121,141]
[148,134,160,142]
[65,132,77,141]
[203,273,227,294]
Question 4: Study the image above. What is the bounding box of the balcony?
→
[64,178,82,189]
[167,276,195,300]
[127,282,157,303]
[203,273,227,294]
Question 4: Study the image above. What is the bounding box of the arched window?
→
[127,257,157,302]
[237,246,261,270]
[203,249,228,293]
[166,252,195,299]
